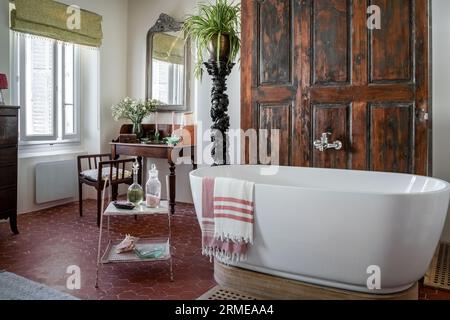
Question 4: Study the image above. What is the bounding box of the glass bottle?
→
[146,164,161,208]
[127,160,144,205]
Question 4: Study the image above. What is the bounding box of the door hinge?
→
[417,108,429,122]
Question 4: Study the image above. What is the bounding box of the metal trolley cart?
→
[95,198,173,288]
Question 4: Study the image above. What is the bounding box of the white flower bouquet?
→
[112,97,157,138]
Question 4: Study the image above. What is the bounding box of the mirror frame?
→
[146,13,191,112]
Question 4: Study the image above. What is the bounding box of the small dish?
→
[113,201,136,210]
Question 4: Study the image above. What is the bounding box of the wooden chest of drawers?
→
[0,106,19,234]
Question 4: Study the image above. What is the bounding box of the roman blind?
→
[10,0,103,47]
[153,33,185,65]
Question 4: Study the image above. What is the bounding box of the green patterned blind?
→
[10,0,103,47]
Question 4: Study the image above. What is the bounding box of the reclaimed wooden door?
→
[241,0,430,174]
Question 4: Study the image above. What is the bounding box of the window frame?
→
[11,32,81,146]
[61,43,81,141]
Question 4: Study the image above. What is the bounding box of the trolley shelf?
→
[104,201,169,216]
[101,238,171,264]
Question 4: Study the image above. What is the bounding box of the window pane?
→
[65,104,74,135]
[171,63,184,105]
[152,60,170,104]
[152,60,184,105]
[64,44,74,105]
[25,37,54,136]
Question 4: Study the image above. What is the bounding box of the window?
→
[152,59,184,105]
[11,33,80,144]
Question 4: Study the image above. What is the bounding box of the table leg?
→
[169,161,176,215]
[95,191,105,289]
[111,144,119,201]
[111,144,118,160]
[10,214,19,235]
[112,185,118,201]
[191,148,197,170]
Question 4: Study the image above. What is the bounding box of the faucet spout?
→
[313,132,343,152]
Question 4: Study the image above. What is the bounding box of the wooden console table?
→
[111,124,196,215]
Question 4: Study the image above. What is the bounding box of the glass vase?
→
[132,122,144,140]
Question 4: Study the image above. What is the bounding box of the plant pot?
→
[207,34,231,62]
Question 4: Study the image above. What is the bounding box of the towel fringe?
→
[214,231,253,245]
[202,246,247,264]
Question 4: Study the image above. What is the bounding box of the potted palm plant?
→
[183,0,241,79]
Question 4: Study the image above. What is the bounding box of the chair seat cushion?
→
[81,168,132,181]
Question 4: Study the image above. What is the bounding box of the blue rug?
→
[0,271,79,300]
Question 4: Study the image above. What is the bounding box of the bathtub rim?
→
[189,165,450,197]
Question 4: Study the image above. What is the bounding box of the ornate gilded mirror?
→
[146,13,190,112]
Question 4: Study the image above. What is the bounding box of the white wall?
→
[432,0,450,242]
[126,0,241,202]
[0,0,128,213]
[0,0,9,103]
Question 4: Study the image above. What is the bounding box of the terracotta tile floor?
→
[0,200,215,300]
[419,283,450,300]
[0,200,449,300]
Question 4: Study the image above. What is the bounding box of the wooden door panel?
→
[312,104,350,169]
[258,0,292,85]
[241,0,429,175]
[242,0,300,166]
[413,0,430,176]
[370,0,413,83]
[351,102,368,170]
[258,103,292,166]
[369,104,414,173]
[312,0,351,85]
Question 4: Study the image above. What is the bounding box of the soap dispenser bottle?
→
[146,164,161,208]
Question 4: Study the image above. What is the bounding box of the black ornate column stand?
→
[204,59,235,166]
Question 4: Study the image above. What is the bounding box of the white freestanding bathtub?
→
[189,165,450,294]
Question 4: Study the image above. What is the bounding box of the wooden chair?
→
[77,154,135,227]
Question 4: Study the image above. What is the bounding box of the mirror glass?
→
[147,14,189,112]
[151,31,185,106]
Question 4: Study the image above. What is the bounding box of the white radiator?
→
[35,160,78,204]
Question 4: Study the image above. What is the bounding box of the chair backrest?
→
[98,158,135,184]
[77,154,112,174]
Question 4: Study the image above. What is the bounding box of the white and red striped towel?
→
[201,177,255,263]
[213,177,255,244]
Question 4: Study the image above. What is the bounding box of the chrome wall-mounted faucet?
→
[313,132,343,152]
